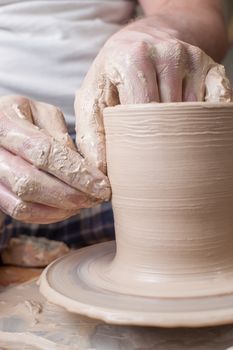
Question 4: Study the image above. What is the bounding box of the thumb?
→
[75,63,119,174]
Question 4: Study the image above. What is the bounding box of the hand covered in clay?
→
[75,19,232,173]
[0,96,110,224]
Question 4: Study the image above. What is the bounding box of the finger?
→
[0,183,76,224]
[158,74,183,102]
[205,65,232,102]
[0,110,111,201]
[0,95,33,122]
[155,61,183,102]
[0,147,98,210]
[147,41,183,102]
[0,96,76,150]
[29,100,76,150]
[182,45,213,101]
[110,41,159,104]
[75,62,112,174]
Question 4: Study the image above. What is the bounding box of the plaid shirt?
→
[0,202,114,250]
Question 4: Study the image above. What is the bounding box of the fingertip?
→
[76,131,107,174]
[94,177,111,201]
[205,65,232,102]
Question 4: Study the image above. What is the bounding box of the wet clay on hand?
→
[0,96,110,224]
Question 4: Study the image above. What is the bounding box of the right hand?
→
[75,22,232,173]
[0,96,110,224]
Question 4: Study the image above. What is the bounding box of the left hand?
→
[75,20,232,173]
[0,96,110,224]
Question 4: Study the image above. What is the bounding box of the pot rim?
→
[104,101,233,114]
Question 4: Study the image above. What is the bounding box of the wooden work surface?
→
[0,266,43,287]
[1,267,233,349]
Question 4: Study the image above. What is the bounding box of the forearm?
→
[131,0,228,62]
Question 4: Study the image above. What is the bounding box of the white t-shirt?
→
[0,0,136,132]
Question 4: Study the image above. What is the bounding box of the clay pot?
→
[103,102,233,298]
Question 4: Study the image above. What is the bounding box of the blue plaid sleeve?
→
[1,202,114,249]
[0,215,12,250]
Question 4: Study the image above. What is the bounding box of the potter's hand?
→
[0,96,110,224]
[75,19,232,173]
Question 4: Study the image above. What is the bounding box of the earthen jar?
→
[103,102,233,298]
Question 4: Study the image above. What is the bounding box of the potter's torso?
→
[0,0,136,132]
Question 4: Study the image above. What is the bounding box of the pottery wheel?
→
[39,241,233,327]
[0,332,70,350]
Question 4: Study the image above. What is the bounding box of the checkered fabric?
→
[0,202,115,250]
